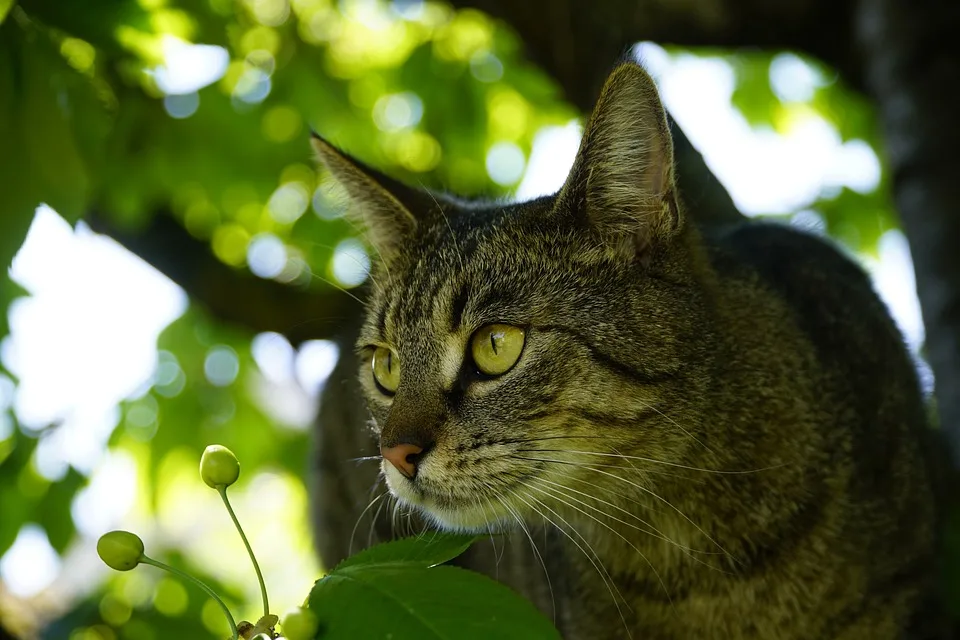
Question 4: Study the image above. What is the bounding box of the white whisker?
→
[496,494,556,624]
[581,464,736,564]
[306,269,367,305]
[419,184,466,277]
[521,448,783,475]
[529,481,674,608]
[514,491,634,639]
[535,477,722,563]
[635,399,709,450]
[369,491,391,549]
[350,490,388,555]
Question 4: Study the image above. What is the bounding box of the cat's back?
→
[704,219,930,474]
[706,219,920,406]
[704,219,944,637]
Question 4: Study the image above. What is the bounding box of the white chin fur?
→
[383,464,505,533]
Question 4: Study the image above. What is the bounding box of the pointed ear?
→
[311,132,419,263]
[556,63,681,256]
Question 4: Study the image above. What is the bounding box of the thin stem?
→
[218,485,270,618]
[140,555,238,640]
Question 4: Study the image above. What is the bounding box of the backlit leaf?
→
[309,538,560,640]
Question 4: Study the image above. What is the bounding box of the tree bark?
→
[855,0,960,466]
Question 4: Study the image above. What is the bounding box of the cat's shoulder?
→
[699,219,903,359]
[702,218,875,301]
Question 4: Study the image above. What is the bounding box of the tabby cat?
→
[309,61,942,639]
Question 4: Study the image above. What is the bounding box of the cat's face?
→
[354,199,699,531]
[314,62,704,531]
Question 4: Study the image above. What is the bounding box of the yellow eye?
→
[471,324,525,376]
[371,346,400,394]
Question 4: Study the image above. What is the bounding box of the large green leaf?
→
[0,25,41,275]
[310,565,560,640]
[334,531,479,572]
[308,533,560,640]
[18,30,91,221]
[0,20,99,276]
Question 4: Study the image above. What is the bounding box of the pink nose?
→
[381,442,424,479]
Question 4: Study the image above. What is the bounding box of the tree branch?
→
[460,0,860,109]
[86,211,361,345]
[453,0,762,225]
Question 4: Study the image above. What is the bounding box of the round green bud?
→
[97,530,144,572]
[281,607,319,640]
[200,444,240,489]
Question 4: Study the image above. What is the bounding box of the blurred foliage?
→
[726,49,894,252]
[40,549,250,640]
[0,0,919,638]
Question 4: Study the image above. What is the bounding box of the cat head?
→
[312,62,708,531]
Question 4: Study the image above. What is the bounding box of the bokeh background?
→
[0,0,945,638]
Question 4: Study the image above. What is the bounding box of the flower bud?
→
[97,531,144,571]
[281,607,319,640]
[200,444,240,489]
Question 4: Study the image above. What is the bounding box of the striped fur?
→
[311,62,943,639]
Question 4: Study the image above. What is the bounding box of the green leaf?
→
[18,0,153,53]
[730,54,779,128]
[816,187,894,255]
[0,430,38,556]
[0,270,28,341]
[309,563,560,640]
[0,25,41,274]
[18,31,91,222]
[334,531,480,572]
[0,0,15,25]
[38,467,84,553]
[0,20,97,275]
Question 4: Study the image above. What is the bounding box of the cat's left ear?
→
[311,132,420,264]
[556,62,681,257]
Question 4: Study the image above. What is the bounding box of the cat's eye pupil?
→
[371,346,400,395]
[470,324,524,377]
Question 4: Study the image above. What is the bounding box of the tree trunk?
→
[855,0,960,466]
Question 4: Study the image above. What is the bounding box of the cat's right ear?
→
[554,62,681,259]
[311,132,418,264]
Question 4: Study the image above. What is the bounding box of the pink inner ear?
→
[640,136,672,197]
[645,162,665,196]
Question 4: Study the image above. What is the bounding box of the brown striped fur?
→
[310,62,942,639]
